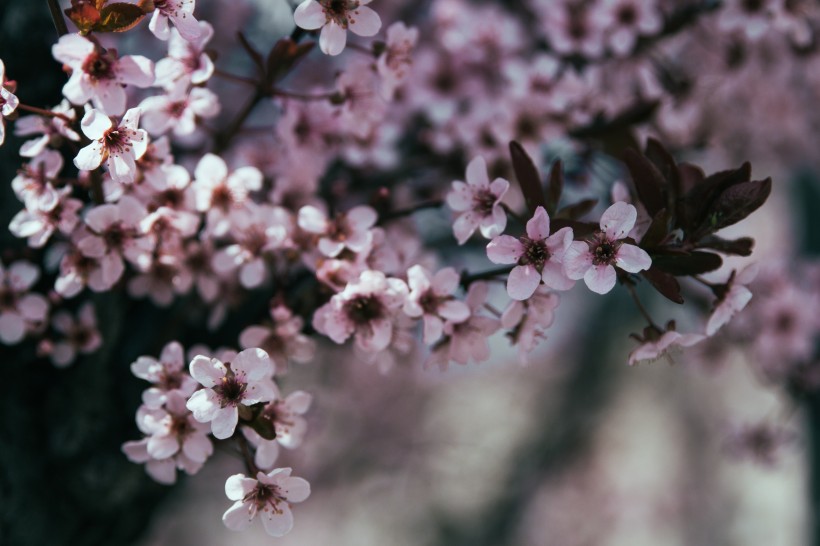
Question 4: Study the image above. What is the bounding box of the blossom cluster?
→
[0,0,804,537]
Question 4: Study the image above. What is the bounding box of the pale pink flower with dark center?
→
[447,156,509,245]
[725,421,795,467]
[139,82,219,137]
[241,387,313,469]
[52,35,154,116]
[10,186,82,248]
[131,340,199,409]
[239,304,316,372]
[563,202,652,295]
[335,61,386,139]
[222,468,310,536]
[155,21,215,89]
[134,392,213,464]
[542,2,605,58]
[501,287,560,365]
[377,22,418,100]
[12,150,64,213]
[706,265,757,336]
[186,348,276,439]
[192,153,263,236]
[628,327,704,366]
[600,0,662,56]
[298,204,377,258]
[149,0,202,42]
[425,282,501,370]
[294,0,381,56]
[313,269,408,352]
[0,261,49,345]
[403,265,470,344]
[74,108,148,185]
[718,0,776,40]
[14,99,80,158]
[48,302,102,367]
[0,59,19,146]
[487,206,575,301]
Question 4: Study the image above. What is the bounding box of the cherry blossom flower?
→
[10,186,82,248]
[122,436,205,485]
[706,265,757,336]
[403,265,470,344]
[600,0,662,56]
[131,341,199,409]
[335,61,387,139]
[0,261,49,345]
[446,156,510,245]
[501,287,560,365]
[628,327,705,365]
[725,421,795,467]
[155,21,214,90]
[297,204,377,258]
[377,22,418,100]
[191,153,263,236]
[0,59,20,146]
[14,99,80,157]
[563,202,652,295]
[186,348,276,439]
[149,0,202,42]
[52,34,154,116]
[486,206,575,301]
[135,392,213,464]
[241,388,313,469]
[76,196,155,288]
[542,2,605,58]
[293,0,381,56]
[718,0,776,40]
[11,150,65,213]
[139,81,219,137]
[313,269,408,352]
[239,304,316,371]
[47,302,102,367]
[425,282,501,370]
[222,468,310,536]
[74,108,148,185]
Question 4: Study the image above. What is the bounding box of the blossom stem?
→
[236,433,259,475]
[624,282,661,331]
[214,89,265,152]
[379,200,444,223]
[212,69,259,87]
[460,266,513,288]
[483,303,503,317]
[46,0,69,37]
[16,103,73,124]
[89,169,104,205]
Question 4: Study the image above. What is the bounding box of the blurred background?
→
[1,1,819,545]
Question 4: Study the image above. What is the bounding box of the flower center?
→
[321,0,359,26]
[742,0,764,12]
[104,129,132,154]
[617,5,637,25]
[244,483,285,513]
[82,52,115,82]
[472,189,497,216]
[213,368,247,407]
[520,239,550,270]
[0,288,17,310]
[344,294,384,325]
[103,223,129,249]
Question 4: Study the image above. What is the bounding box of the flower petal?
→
[583,264,617,294]
[486,235,523,264]
[507,265,540,301]
[293,0,326,30]
[320,22,347,56]
[600,202,637,240]
[349,6,381,37]
[525,206,550,240]
[614,243,651,273]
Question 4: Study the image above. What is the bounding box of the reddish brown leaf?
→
[509,141,546,216]
[641,266,684,304]
[97,3,145,33]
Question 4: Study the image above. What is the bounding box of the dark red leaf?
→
[645,138,681,199]
[651,251,723,276]
[639,208,670,249]
[623,149,666,217]
[556,198,598,221]
[696,235,754,256]
[546,159,563,216]
[65,0,101,32]
[509,141,546,216]
[641,266,684,304]
[96,2,145,32]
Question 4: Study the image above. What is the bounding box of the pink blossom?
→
[0,59,19,146]
[298,204,377,258]
[403,265,470,344]
[14,99,80,157]
[628,329,705,366]
[447,156,509,245]
[600,0,662,56]
[74,108,148,185]
[52,35,154,116]
[127,254,191,307]
[192,153,263,236]
[487,206,575,300]
[718,0,776,41]
[155,21,215,89]
[139,82,219,137]
[563,202,652,295]
[335,61,387,139]
[377,22,418,100]
[222,468,310,536]
[122,437,205,485]
[241,388,313,469]
[293,0,381,56]
[501,287,560,365]
[48,302,102,367]
[706,265,757,336]
[11,150,65,212]
[186,348,276,439]
[239,304,316,371]
[313,269,408,352]
[425,282,501,370]
[10,187,82,248]
[131,341,199,409]
[542,2,605,58]
[0,261,49,345]
[149,0,202,42]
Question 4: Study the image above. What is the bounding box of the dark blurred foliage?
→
[0,4,170,545]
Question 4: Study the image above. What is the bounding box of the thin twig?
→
[625,282,661,331]
[17,103,73,124]
[461,266,514,288]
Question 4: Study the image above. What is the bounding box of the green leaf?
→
[509,141,546,216]
[97,3,145,32]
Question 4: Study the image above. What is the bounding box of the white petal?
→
[223,501,256,531]
[320,22,347,56]
[615,244,652,273]
[189,355,226,387]
[507,265,540,301]
[349,6,381,37]
[260,505,294,537]
[211,406,239,439]
[600,202,637,240]
[232,348,273,380]
[225,474,257,501]
[294,0,326,30]
[583,264,617,294]
[81,108,113,139]
[186,388,220,422]
[465,156,489,188]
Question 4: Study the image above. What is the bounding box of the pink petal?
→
[80,108,113,140]
[349,6,381,37]
[525,206,550,240]
[446,181,473,211]
[346,205,377,230]
[293,0,326,30]
[465,156,489,188]
[540,261,575,291]
[18,294,49,321]
[486,235,523,264]
[478,205,507,239]
[583,264,617,294]
[320,22,347,56]
[116,56,155,87]
[562,241,592,280]
[423,315,444,345]
[147,433,179,459]
[260,505,294,537]
[439,299,470,322]
[222,501,255,531]
[186,388,220,422]
[0,313,25,344]
[297,205,327,233]
[507,265,540,300]
[432,267,460,295]
[189,355,226,387]
[232,348,273,381]
[211,406,239,439]
[600,202,637,240]
[225,474,257,501]
[614,243,651,273]
[282,476,311,503]
[453,212,479,245]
